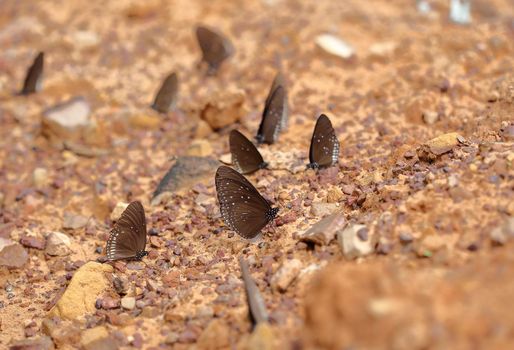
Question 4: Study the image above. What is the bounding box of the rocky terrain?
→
[0,0,513,349]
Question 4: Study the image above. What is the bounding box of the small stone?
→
[399,232,413,244]
[422,110,438,125]
[70,30,100,49]
[447,175,459,188]
[500,124,514,141]
[0,238,29,268]
[243,322,277,350]
[121,297,136,310]
[20,234,46,250]
[45,232,72,256]
[195,119,213,139]
[369,41,397,57]
[196,319,230,349]
[186,139,213,157]
[337,224,374,259]
[48,262,114,321]
[33,167,49,188]
[128,113,161,129]
[357,227,368,241]
[341,185,355,195]
[418,132,461,161]
[9,336,55,350]
[310,202,339,217]
[164,332,179,345]
[41,97,95,148]
[151,156,219,205]
[316,34,354,59]
[80,326,117,350]
[271,259,302,292]
[326,187,343,203]
[219,153,232,165]
[299,212,346,245]
[198,87,246,130]
[110,202,129,221]
[490,218,514,246]
[62,212,89,230]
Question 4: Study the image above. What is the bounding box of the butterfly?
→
[230,130,267,174]
[256,73,288,144]
[307,114,340,169]
[105,201,148,261]
[215,166,279,239]
[152,72,178,113]
[196,25,234,73]
[21,51,44,95]
[239,257,269,325]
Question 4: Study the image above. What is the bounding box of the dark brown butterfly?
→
[230,130,267,174]
[215,166,279,239]
[152,72,178,113]
[307,114,340,169]
[256,75,287,144]
[264,73,288,131]
[105,201,148,261]
[21,51,44,95]
[196,25,234,73]
[240,257,269,325]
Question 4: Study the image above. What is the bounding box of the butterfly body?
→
[105,201,148,261]
[307,114,340,169]
[230,130,267,174]
[215,166,278,239]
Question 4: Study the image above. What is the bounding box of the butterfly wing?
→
[196,26,233,71]
[230,130,265,174]
[309,114,340,168]
[152,72,178,113]
[264,73,288,131]
[256,86,286,144]
[215,166,275,239]
[21,52,44,95]
[105,201,147,261]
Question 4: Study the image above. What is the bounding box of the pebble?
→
[151,156,219,205]
[326,187,344,203]
[490,218,514,245]
[337,224,374,259]
[8,336,55,350]
[422,110,438,125]
[0,238,29,268]
[45,231,72,256]
[48,262,113,320]
[33,167,49,188]
[315,34,355,59]
[369,41,397,57]
[80,326,117,350]
[310,202,339,217]
[447,175,459,188]
[20,234,46,250]
[186,139,213,157]
[121,296,136,310]
[298,212,346,245]
[271,259,302,292]
[418,132,461,161]
[195,119,213,139]
[198,87,246,130]
[41,96,93,147]
[62,212,89,230]
[110,202,129,221]
[71,30,100,49]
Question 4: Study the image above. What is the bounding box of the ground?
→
[0,0,513,349]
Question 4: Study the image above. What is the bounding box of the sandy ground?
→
[0,0,513,349]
